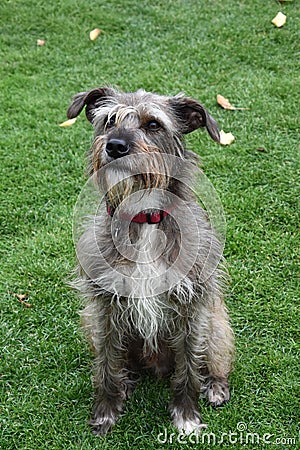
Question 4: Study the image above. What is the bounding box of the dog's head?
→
[67,87,220,207]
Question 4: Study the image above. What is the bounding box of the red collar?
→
[106,203,170,224]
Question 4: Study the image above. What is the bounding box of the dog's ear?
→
[67,87,115,123]
[169,96,220,143]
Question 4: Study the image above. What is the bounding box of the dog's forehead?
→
[115,90,169,114]
[119,89,167,106]
[115,90,175,125]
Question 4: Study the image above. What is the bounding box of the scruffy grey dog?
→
[67,87,234,436]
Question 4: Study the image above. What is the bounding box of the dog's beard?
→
[104,169,136,208]
[99,150,171,209]
[103,170,169,210]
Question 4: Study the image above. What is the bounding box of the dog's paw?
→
[90,401,122,436]
[203,376,230,407]
[90,415,117,436]
[171,407,207,435]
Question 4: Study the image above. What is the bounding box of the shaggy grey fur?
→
[67,87,234,436]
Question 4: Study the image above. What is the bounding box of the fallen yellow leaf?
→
[89,28,102,41]
[219,130,235,146]
[271,12,286,28]
[217,94,248,111]
[59,118,77,127]
[12,293,32,308]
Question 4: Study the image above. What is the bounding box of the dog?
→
[67,87,234,436]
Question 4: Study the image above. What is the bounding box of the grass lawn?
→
[1,0,299,448]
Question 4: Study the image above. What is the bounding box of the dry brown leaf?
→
[59,118,77,127]
[89,28,102,41]
[219,130,235,146]
[271,12,286,28]
[13,293,27,301]
[12,293,32,308]
[217,94,249,111]
[37,39,45,46]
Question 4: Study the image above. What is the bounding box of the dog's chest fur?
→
[111,224,178,349]
[82,222,192,350]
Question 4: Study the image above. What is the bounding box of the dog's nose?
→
[106,139,129,159]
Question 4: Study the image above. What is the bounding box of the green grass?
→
[1,0,299,448]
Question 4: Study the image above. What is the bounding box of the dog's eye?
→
[105,115,116,129]
[145,120,161,131]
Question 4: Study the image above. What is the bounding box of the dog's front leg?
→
[201,298,234,407]
[89,307,127,436]
[169,319,206,435]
